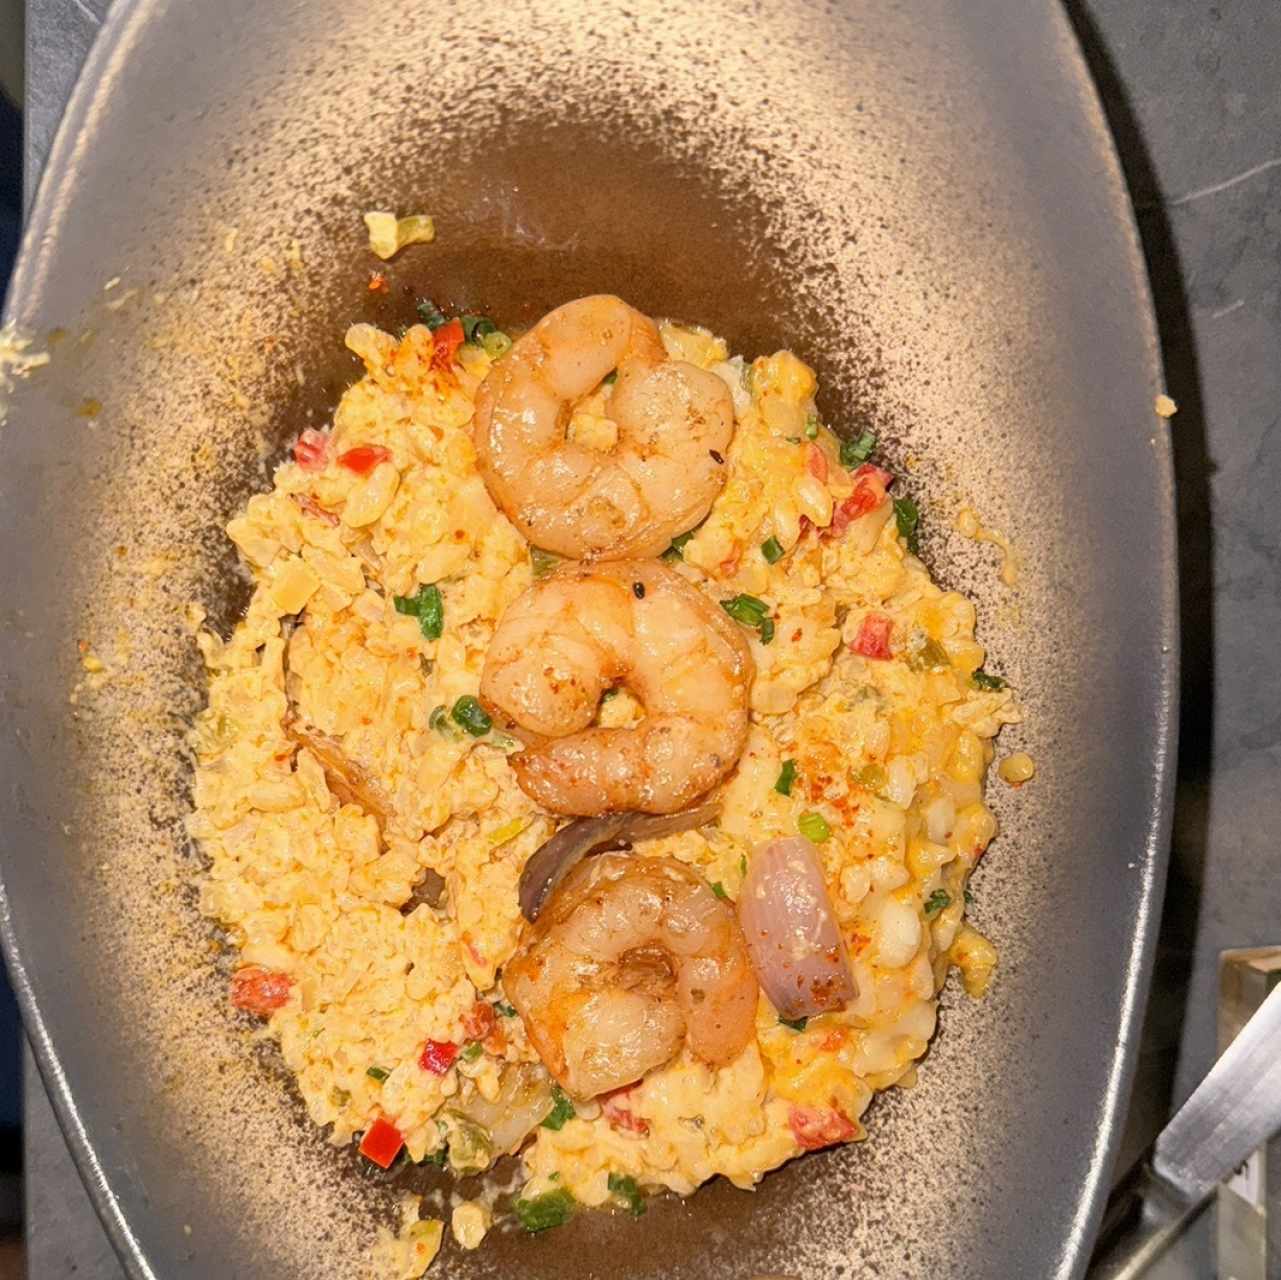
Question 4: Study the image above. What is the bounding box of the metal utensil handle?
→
[1088,1162,1206,1280]
[1089,982,1281,1277]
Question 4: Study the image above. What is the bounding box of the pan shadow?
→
[1061,0,1216,1182]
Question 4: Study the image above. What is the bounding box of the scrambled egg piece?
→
[191,317,1019,1271]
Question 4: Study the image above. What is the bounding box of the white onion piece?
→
[923,794,956,844]
[738,837,857,1019]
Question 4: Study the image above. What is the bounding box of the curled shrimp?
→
[480,559,754,816]
[503,853,759,1098]
[472,295,736,559]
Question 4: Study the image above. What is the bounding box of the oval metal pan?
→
[0,0,1176,1276]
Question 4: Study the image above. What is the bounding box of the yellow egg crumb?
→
[1154,394,1177,418]
[998,752,1036,786]
[450,1201,490,1250]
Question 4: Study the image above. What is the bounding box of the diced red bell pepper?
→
[337,444,392,475]
[830,463,894,537]
[229,966,292,1016]
[788,1103,857,1151]
[600,1084,650,1136]
[293,428,328,471]
[852,613,894,660]
[430,318,465,373]
[419,1039,459,1075]
[358,1116,405,1169]
[805,443,829,482]
[462,1001,496,1042]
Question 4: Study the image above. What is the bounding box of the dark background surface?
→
[10,0,1280,1276]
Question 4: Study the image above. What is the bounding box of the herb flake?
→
[608,1173,647,1217]
[925,888,951,916]
[393,582,444,640]
[451,696,493,737]
[893,496,921,555]
[513,1188,576,1233]
[415,298,448,330]
[971,668,1008,691]
[541,1086,575,1132]
[797,811,831,843]
[839,430,877,468]
[662,529,696,562]
[775,759,798,796]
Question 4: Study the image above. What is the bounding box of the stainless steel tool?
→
[1090,974,1281,1278]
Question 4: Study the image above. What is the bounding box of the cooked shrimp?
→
[503,853,759,1098]
[472,295,735,559]
[480,559,753,815]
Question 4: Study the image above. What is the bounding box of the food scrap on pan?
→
[188,290,1020,1272]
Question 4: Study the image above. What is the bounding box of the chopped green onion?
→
[514,1188,576,1233]
[779,1016,808,1032]
[541,1086,575,1131]
[906,635,951,672]
[893,496,921,555]
[451,696,492,737]
[856,762,887,793]
[739,854,748,876]
[428,704,455,735]
[775,759,798,796]
[607,1172,647,1217]
[759,616,775,645]
[393,582,444,640]
[760,536,785,564]
[460,314,498,343]
[720,594,769,626]
[480,330,513,359]
[839,430,877,468]
[416,298,448,330]
[602,370,619,386]
[804,413,819,440]
[797,811,831,843]
[601,687,620,702]
[366,1066,390,1083]
[420,1145,448,1167]
[460,1042,483,1062]
[964,888,974,905]
[530,546,561,578]
[711,881,728,900]
[495,1001,517,1017]
[924,888,951,916]
[971,668,1008,691]
[662,529,697,562]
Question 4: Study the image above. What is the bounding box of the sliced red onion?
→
[738,836,857,1019]
[519,802,720,921]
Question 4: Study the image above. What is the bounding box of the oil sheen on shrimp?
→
[480,559,754,816]
[503,853,759,1099]
[472,294,736,559]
